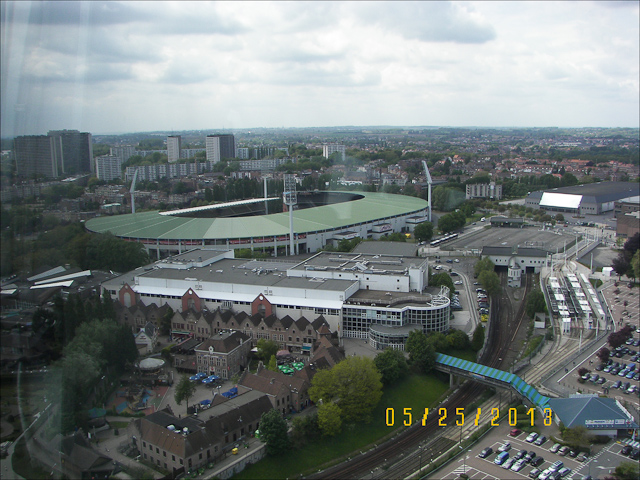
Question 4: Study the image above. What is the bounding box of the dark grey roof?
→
[490,216,524,224]
[352,241,419,257]
[481,246,548,257]
[528,182,639,204]
[548,396,639,430]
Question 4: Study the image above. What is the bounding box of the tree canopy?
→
[405,330,436,374]
[525,289,547,318]
[373,348,409,385]
[259,409,290,455]
[414,221,434,242]
[256,339,279,362]
[308,356,383,427]
[478,270,501,296]
[174,374,197,413]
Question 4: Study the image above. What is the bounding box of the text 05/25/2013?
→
[385,407,553,428]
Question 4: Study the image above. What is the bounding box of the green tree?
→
[471,324,485,352]
[429,272,455,295]
[174,374,197,413]
[446,329,470,350]
[257,339,279,362]
[160,305,174,336]
[525,289,547,318]
[373,348,408,385]
[405,330,437,373]
[267,355,278,372]
[561,425,590,451]
[426,331,449,353]
[414,221,434,243]
[632,250,640,281]
[290,414,320,447]
[317,402,343,436]
[259,409,290,455]
[308,356,383,424]
[474,257,495,277]
[611,461,640,480]
[479,270,501,296]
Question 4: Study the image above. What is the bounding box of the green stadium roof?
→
[85,191,428,241]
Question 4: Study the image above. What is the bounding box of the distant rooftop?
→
[291,251,427,274]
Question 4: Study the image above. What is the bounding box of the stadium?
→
[85,191,430,258]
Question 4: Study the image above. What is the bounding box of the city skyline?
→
[1,1,639,138]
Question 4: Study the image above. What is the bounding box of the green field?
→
[234,374,449,479]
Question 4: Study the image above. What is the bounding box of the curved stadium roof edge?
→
[85,191,429,241]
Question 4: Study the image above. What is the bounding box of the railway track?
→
[308,273,534,480]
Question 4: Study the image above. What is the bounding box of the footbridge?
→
[434,353,551,411]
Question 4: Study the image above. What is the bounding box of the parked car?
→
[558,446,570,456]
[525,451,537,463]
[514,449,528,460]
[534,435,547,446]
[629,448,640,460]
[499,442,512,452]
[502,458,516,470]
[577,453,588,462]
[512,459,527,472]
[509,428,522,437]
[568,450,578,458]
[538,469,554,480]
[620,445,633,456]
[529,468,542,479]
[549,443,561,453]
[549,460,564,472]
[558,467,572,477]
[532,456,545,467]
[596,377,606,385]
[526,432,539,443]
[495,451,510,465]
[595,364,604,371]
[479,447,493,458]
[612,380,622,389]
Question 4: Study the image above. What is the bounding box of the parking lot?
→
[432,423,635,480]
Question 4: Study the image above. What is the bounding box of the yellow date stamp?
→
[385,407,554,427]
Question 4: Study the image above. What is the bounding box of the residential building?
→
[134,393,272,473]
[167,135,182,163]
[14,135,56,178]
[48,130,94,175]
[466,182,503,200]
[206,134,236,163]
[95,154,124,181]
[322,144,346,162]
[110,145,137,163]
[194,331,252,379]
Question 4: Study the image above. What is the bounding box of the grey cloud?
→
[354,1,496,44]
[20,1,150,26]
[24,62,134,85]
[261,63,381,88]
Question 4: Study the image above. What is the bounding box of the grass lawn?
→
[234,374,449,479]
[446,349,477,362]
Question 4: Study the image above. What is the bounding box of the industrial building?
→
[102,248,450,350]
[525,182,639,215]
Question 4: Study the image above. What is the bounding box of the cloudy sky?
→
[1,1,638,137]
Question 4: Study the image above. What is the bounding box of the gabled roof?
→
[239,372,287,397]
[548,396,639,430]
[196,331,249,354]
